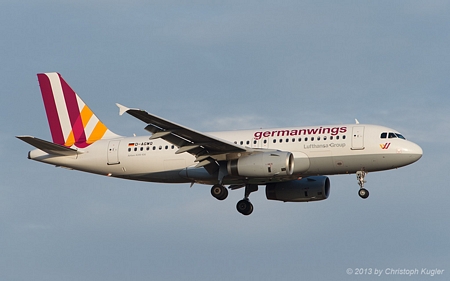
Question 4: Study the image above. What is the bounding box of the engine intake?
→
[266,176,330,202]
[227,151,294,177]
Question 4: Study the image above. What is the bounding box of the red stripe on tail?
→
[58,74,88,147]
[37,74,65,145]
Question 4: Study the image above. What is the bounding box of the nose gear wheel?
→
[358,188,369,199]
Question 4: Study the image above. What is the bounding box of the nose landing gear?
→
[356,170,369,199]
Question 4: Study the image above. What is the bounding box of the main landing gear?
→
[210,184,258,215]
[211,184,228,200]
[356,170,369,199]
[236,184,258,216]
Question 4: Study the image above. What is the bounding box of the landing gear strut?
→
[210,183,258,215]
[236,184,258,216]
[356,170,369,199]
[211,184,228,200]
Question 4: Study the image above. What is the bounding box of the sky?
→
[1,1,449,280]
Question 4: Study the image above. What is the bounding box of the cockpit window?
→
[395,133,406,140]
[381,131,406,140]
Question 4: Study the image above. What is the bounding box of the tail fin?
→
[37,72,119,148]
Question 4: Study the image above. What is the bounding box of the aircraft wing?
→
[117,104,248,167]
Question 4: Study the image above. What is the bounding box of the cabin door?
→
[351,126,365,150]
[107,140,121,165]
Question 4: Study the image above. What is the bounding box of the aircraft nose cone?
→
[407,142,423,163]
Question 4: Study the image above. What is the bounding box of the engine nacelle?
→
[266,176,330,202]
[227,151,294,177]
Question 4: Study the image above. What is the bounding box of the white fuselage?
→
[28,124,423,185]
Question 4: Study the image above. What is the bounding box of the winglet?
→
[116,103,130,116]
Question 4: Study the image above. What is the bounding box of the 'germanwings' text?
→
[254,126,347,140]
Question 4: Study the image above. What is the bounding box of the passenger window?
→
[305,137,308,141]
[246,140,250,145]
[330,136,333,140]
[128,148,131,152]
[317,136,320,141]
[311,137,314,141]
[134,147,137,152]
[264,140,267,144]
[298,138,302,142]
[343,135,346,140]
[279,139,283,143]
[292,138,296,142]
[153,146,156,150]
[286,139,289,143]
[240,141,243,145]
[273,139,276,143]
[336,136,340,140]
[323,136,327,140]
[381,132,387,139]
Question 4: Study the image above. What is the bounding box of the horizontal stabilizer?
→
[16,136,79,156]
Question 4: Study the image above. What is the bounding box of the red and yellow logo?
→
[380,143,391,149]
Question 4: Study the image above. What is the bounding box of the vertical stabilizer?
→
[37,73,119,148]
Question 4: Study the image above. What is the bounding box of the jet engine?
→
[266,176,330,202]
[227,151,294,177]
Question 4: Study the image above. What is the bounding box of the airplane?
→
[17,73,423,215]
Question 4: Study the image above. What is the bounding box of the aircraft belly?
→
[180,167,216,183]
[118,170,190,183]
